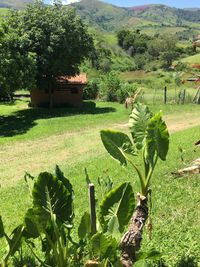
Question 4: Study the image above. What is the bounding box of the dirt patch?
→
[115,113,200,133]
[165,113,200,133]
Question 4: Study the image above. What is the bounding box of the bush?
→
[175,61,188,72]
[99,71,121,101]
[134,54,148,70]
[111,56,136,72]
[98,72,138,103]
[83,78,100,100]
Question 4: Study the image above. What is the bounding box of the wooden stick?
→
[88,183,97,234]
[164,86,167,104]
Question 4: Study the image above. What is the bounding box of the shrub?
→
[134,54,148,70]
[99,71,121,101]
[175,61,188,72]
[83,78,100,100]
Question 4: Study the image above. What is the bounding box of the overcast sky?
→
[45,0,200,8]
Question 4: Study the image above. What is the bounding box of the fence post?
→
[88,183,97,234]
[164,86,167,104]
[182,89,186,104]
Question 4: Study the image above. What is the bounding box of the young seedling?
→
[100,103,169,267]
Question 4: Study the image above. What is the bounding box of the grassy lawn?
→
[181,53,200,64]
[0,99,200,265]
[0,100,129,145]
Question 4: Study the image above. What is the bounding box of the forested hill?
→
[1,0,200,31]
[70,0,200,31]
[0,0,33,8]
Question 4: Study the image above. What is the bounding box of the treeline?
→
[86,28,194,78]
[117,29,193,70]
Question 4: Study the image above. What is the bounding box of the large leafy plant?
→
[101,103,169,196]
[0,167,136,266]
[101,103,169,266]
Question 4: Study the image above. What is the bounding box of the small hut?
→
[30,73,87,107]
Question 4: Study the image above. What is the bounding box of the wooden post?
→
[164,86,167,104]
[182,89,186,104]
[88,183,97,234]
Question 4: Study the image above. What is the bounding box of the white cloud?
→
[48,0,80,5]
[61,0,80,4]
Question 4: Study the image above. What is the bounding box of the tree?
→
[159,35,179,68]
[117,29,149,56]
[0,1,93,106]
[0,20,36,100]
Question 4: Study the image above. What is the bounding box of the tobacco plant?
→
[100,103,169,266]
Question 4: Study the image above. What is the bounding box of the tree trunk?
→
[120,194,148,267]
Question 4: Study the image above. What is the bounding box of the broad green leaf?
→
[55,165,74,221]
[84,167,92,185]
[137,249,162,261]
[91,232,118,263]
[78,212,91,240]
[0,216,4,238]
[134,259,146,267]
[129,103,152,149]
[24,172,35,195]
[55,165,73,198]
[32,172,73,228]
[145,112,169,163]
[135,250,162,267]
[99,182,135,235]
[5,225,24,260]
[23,208,40,239]
[107,215,120,240]
[100,130,135,166]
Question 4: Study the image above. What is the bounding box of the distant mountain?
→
[71,0,200,31]
[70,0,200,31]
[1,0,200,33]
[0,0,33,9]
[70,0,132,31]
[129,4,200,24]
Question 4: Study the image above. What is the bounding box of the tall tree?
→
[0,19,36,99]
[0,1,93,105]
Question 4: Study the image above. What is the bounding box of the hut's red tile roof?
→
[58,73,87,85]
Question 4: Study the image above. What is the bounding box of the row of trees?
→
[117,29,187,69]
[0,1,93,103]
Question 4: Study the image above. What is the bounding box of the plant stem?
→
[145,155,158,189]
[120,193,148,267]
[127,158,146,195]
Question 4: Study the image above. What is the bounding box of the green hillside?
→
[181,53,200,64]
[70,0,132,31]
[0,0,33,9]
[129,4,200,25]
[1,0,200,34]
[69,0,200,37]
[132,4,178,26]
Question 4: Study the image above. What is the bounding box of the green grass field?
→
[181,53,200,64]
[121,70,199,105]
[0,99,200,266]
